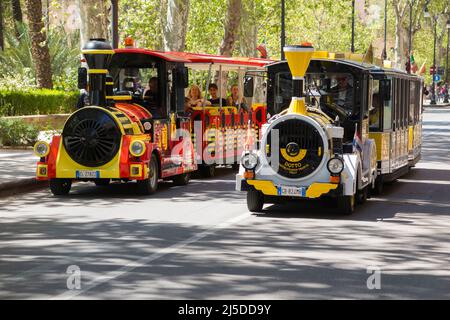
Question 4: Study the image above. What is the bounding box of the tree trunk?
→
[12,0,24,39]
[0,0,4,51]
[219,0,242,56]
[239,0,257,57]
[78,0,110,48]
[162,0,190,51]
[12,0,23,22]
[25,0,53,89]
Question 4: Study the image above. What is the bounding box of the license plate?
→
[76,170,100,179]
[277,185,306,197]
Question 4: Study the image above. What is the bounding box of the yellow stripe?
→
[88,69,108,74]
[112,95,132,101]
[106,82,114,85]
[82,49,115,55]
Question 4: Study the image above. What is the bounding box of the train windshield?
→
[305,73,355,120]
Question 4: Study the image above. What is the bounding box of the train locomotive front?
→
[236,44,377,214]
[34,39,195,195]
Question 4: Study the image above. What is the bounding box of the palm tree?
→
[24,0,53,89]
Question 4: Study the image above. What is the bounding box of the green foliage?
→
[0,23,80,90]
[0,89,78,116]
[0,118,40,147]
[119,0,163,50]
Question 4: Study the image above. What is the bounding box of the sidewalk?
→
[423,99,450,108]
[0,149,45,196]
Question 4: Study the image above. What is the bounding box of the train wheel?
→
[247,190,264,212]
[356,186,368,204]
[372,177,383,195]
[94,179,110,186]
[200,164,216,178]
[338,195,355,215]
[173,173,190,186]
[137,154,159,195]
[49,179,72,196]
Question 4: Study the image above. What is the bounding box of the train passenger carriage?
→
[236,44,423,214]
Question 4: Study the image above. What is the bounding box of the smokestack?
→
[82,38,114,107]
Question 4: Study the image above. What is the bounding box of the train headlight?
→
[129,140,146,157]
[33,141,50,157]
[242,152,258,170]
[327,157,344,174]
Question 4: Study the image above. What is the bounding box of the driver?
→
[331,76,353,108]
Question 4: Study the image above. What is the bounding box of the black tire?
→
[94,179,110,186]
[247,189,264,212]
[172,172,190,186]
[372,177,383,195]
[137,154,159,195]
[49,179,72,196]
[200,164,215,178]
[338,195,355,215]
[356,186,368,204]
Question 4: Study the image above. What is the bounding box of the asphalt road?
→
[0,107,449,299]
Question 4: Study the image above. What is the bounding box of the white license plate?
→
[277,186,306,197]
[76,170,99,179]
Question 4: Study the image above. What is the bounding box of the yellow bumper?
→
[246,180,338,198]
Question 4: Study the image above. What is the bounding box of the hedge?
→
[0,118,40,146]
[0,89,79,116]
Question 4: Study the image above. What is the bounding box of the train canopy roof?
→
[113,48,273,71]
[267,57,422,79]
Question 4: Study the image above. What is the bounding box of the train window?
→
[305,73,355,120]
[403,79,409,128]
[395,78,400,130]
[409,81,416,125]
[382,78,392,131]
[369,79,381,131]
[274,72,293,114]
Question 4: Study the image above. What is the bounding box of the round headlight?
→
[327,157,344,174]
[129,140,146,157]
[242,153,258,170]
[33,141,50,157]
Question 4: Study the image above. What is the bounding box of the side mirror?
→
[244,76,254,97]
[381,79,391,101]
[78,67,87,89]
[177,67,189,88]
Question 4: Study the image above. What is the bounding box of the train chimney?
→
[81,38,114,107]
[283,43,314,115]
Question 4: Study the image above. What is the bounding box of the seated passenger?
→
[208,83,227,107]
[187,85,211,108]
[227,84,248,111]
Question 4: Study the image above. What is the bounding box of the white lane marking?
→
[51,212,249,300]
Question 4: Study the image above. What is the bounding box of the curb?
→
[0,178,48,198]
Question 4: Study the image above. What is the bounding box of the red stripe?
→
[120,136,132,177]
[47,136,61,178]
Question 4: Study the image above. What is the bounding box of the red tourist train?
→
[33,38,272,195]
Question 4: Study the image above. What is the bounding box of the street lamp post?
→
[431,20,437,105]
[382,0,387,60]
[444,19,450,103]
[111,0,119,49]
[351,0,355,53]
[280,0,286,60]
